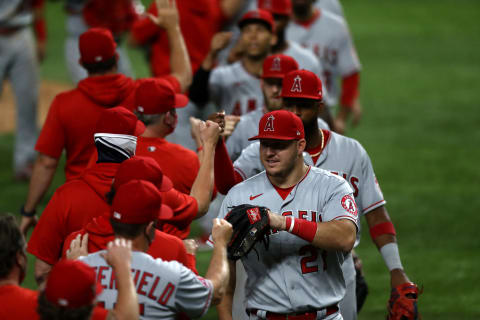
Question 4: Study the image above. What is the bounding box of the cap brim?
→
[238,19,274,32]
[134,120,146,136]
[261,73,285,79]
[157,204,174,221]
[174,94,189,108]
[248,134,298,141]
[281,93,321,100]
[157,175,173,192]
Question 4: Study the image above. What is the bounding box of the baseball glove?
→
[224,204,270,261]
[387,282,421,320]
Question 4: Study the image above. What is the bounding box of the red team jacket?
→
[27,163,119,265]
[62,214,198,274]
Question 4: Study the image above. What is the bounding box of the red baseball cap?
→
[95,106,145,136]
[249,110,304,141]
[281,69,323,100]
[79,28,117,64]
[111,179,173,223]
[238,9,275,32]
[258,0,292,16]
[262,54,299,79]
[135,78,189,115]
[45,260,102,309]
[113,156,173,192]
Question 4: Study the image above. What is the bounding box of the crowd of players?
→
[0,0,418,319]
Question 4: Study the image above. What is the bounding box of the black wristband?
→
[20,205,36,217]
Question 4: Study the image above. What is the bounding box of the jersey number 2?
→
[299,245,327,274]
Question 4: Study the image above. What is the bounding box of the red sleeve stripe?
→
[234,167,247,180]
[362,200,386,214]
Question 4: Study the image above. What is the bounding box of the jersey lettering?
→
[97,266,109,289]
[158,283,175,305]
[291,75,303,92]
[247,99,257,113]
[331,171,360,198]
[264,115,275,132]
[137,272,153,296]
[232,101,241,116]
[299,245,319,274]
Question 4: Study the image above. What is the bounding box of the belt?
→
[0,26,23,36]
[248,305,338,320]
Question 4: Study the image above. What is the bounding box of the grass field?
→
[1,0,479,319]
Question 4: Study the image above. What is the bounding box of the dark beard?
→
[292,3,311,19]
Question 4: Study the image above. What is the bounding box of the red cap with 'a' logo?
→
[238,9,275,32]
[262,54,299,79]
[248,110,304,141]
[281,69,323,100]
[258,0,292,16]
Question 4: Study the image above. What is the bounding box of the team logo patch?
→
[247,207,261,224]
[148,146,156,152]
[271,56,281,71]
[341,195,357,216]
[291,75,302,92]
[264,115,275,132]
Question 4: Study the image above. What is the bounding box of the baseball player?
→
[189,9,276,116]
[27,107,144,285]
[286,0,362,133]
[78,179,233,319]
[0,0,46,180]
[215,109,358,320]
[216,70,417,320]
[63,0,138,84]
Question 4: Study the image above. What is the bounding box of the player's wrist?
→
[285,216,317,243]
[20,205,36,217]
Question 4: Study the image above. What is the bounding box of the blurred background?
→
[0,0,479,319]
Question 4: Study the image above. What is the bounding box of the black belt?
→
[247,305,339,319]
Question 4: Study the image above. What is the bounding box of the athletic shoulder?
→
[329,131,367,157]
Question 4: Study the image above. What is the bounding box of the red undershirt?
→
[273,185,296,200]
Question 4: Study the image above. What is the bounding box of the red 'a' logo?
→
[264,115,275,132]
[291,75,302,92]
[271,57,281,71]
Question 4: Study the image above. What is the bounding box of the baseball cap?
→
[95,106,145,136]
[258,0,292,16]
[248,110,304,141]
[45,260,102,309]
[262,54,299,79]
[111,179,173,223]
[79,28,117,64]
[135,78,189,115]
[113,156,173,192]
[281,69,323,100]
[238,9,275,32]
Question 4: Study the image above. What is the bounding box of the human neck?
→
[242,56,265,77]
[130,236,150,253]
[0,269,21,287]
[305,124,322,150]
[142,125,166,139]
[295,6,315,22]
[268,159,309,188]
[272,33,288,53]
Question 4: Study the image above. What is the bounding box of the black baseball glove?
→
[224,204,270,260]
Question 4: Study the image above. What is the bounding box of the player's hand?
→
[222,115,241,137]
[183,239,198,255]
[19,216,38,237]
[66,233,89,260]
[351,100,362,126]
[200,120,222,147]
[101,238,132,270]
[148,0,179,30]
[211,218,233,247]
[267,210,286,230]
[210,32,233,54]
[227,37,246,64]
[207,111,226,133]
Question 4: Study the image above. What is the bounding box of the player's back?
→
[81,251,213,319]
[209,61,263,115]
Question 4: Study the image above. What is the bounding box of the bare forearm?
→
[190,143,215,217]
[205,245,229,305]
[111,263,138,320]
[167,26,192,92]
[24,154,58,212]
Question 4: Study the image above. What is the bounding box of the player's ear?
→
[270,33,278,47]
[297,138,306,154]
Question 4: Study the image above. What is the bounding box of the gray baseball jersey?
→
[286,10,361,106]
[315,0,345,17]
[209,61,264,115]
[218,166,358,313]
[227,113,330,161]
[80,251,213,319]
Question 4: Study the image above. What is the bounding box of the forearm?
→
[205,245,230,305]
[111,263,138,320]
[190,143,216,217]
[24,154,58,212]
[273,214,356,252]
[167,26,192,92]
